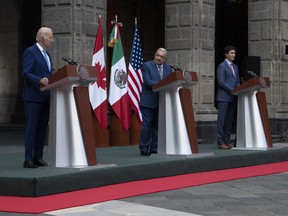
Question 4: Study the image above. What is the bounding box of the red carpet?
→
[1,161,288,214]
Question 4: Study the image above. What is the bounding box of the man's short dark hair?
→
[223,45,236,55]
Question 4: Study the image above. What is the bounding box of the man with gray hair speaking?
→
[139,48,173,156]
[22,27,54,168]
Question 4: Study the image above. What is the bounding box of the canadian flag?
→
[88,16,108,129]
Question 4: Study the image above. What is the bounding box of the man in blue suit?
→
[22,27,54,168]
[216,46,240,149]
[139,48,173,156]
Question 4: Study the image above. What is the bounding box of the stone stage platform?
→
[0,128,288,197]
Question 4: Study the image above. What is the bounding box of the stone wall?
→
[0,0,20,123]
[248,0,288,137]
[42,0,107,71]
[166,0,217,119]
[166,0,217,143]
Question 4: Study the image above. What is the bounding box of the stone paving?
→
[1,128,288,216]
[1,171,288,216]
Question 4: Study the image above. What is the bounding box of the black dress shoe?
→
[218,144,231,150]
[33,159,48,166]
[23,161,38,168]
[140,150,150,156]
[150,150,158,154]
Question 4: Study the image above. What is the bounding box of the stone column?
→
[166,0,217,143]
[41,0,108,146]
[42,0,107,70]
[249,0,288,137]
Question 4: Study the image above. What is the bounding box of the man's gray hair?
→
[36,27,52,42]
[157,47,167,55]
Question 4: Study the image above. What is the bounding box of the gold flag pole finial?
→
[108,15,123,47]
[110,15,122,27]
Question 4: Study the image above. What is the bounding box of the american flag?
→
[128,20,144,123]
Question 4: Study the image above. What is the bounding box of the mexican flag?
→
[108,24,130,130]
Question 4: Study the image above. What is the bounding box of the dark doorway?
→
[107,0,165,63]
[215,0,248,77]
[11,0,41,124]
[106,0,165,102]
[20,0,41,51]
[214,0,248,134]
[214,0,248,107]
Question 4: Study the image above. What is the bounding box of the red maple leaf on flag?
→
[95,62,106,89]
[88,15,108,129]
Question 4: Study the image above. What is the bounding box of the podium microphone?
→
[62,57,78,65]
[169,65,181,70]
[247,70,258,77]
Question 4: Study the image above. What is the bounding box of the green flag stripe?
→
[112,34,124,65]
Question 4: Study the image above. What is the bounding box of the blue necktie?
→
[158,66,163,79]
[43,50,51,71]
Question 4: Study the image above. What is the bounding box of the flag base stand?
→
[129,111,141,145]
[109,114,129,146]
[92,114,110,147]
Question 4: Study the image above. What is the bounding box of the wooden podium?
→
[41,65,97,167]
[152,70,198,155]
[232,76,273,149]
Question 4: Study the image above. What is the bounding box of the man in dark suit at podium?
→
[139,48,173,156]
[216,45,240,149]
[22,27,54,168]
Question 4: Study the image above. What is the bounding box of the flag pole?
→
[88,11,109,147]
[108,14,130,143]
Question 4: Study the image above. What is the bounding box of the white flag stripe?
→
[128,84,140,105]
[89,48,107,107]
[129,94,142,121]
[128,65,141,100]
[128,90,141,111]
[128,84,142,119]
[92,47,106,71]
[88,85,106,108]
[108,57,127,105]
[129,64,143,90]
[129,81,141,102]
[127,22,143,123]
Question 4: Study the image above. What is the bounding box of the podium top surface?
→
[41,65,97,91]
[153,70,198,92]
[232,76,270,95]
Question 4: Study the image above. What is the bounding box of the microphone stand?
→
[62,57,78,65]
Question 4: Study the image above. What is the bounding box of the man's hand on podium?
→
[40,77,49,87]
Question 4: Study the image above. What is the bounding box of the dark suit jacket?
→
[216,60,240,103]
[22,44,52,102]
[140,60,172,109]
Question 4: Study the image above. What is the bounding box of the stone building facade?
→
[0,0,287,143]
